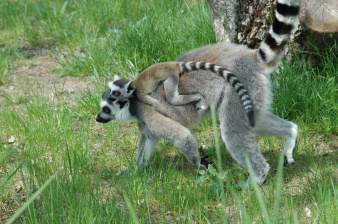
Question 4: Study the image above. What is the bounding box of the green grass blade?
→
[5,170,60,224]
[210,106,222,173]
[0,131,37,165]
[245,156,271,224]
[123,192,140,224]
[0,163,23,192]
[0,148,16,165]
[272,152,285,223]
[0,129,39,164]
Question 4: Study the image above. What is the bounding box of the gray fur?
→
[96,61,298,186]
[96,0,301,186]
[109,61,255,126]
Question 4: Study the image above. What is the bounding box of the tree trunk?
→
[206,0,338,51]
[206,0,275,48]
[205,0,239,43]
[298,0,338,52]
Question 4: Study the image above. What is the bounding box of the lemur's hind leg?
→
[219,109,270,186]
[163,76,203,106]
[255,112,298,165]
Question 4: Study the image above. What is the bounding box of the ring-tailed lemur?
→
[96,0,301,187]
[109,61,255,126]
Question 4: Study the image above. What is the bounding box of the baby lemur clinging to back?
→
[97,0,301,187]
[109,61,255,126]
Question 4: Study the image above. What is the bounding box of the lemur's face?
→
[96,89,131,123]
[107,77,136,100]
[107,81,124,101]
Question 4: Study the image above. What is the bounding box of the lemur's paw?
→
[195,97,208,111]
[153,103,169,117]
[284,156,296,166]
[200,155,213,169]
[116,169,129,176]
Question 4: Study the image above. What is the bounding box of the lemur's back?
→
[145,42,267,127]
[176,42,270,124]
[176,0,301,122]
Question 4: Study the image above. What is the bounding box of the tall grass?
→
[1,0,337,223]
[1,0,214,78]
[273,46,338,135]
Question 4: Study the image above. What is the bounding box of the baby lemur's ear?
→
[125,81,136,95]
[108,81,115,90]
[114,75,120,81]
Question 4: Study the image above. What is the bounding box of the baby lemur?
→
[109,61,255,126]
[97,0,301,187]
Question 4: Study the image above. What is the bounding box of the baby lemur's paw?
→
[153,102,169,117]
[195,97,208,111]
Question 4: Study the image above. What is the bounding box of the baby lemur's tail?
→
[257,0,301,65]
[180,61,255,127]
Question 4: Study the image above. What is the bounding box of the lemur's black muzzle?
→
[96,114,110,123]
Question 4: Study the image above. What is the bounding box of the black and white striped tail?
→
[258,0,301,64]
[181,61,255,127]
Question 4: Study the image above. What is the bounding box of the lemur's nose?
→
[96,114,108,123]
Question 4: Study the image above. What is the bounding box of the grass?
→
[1,0,337,223]
[273,46,338,135]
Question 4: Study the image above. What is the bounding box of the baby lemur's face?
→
[96,89,131,123]
[107,75,136,101]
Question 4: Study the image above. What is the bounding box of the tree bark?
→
[206,0,338,51]
[206,0,275,48]
[206,0,239,43]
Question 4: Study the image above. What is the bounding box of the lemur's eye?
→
[112,91,121,96]
[103,106,111,114]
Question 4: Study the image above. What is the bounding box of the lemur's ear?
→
[117,99,128,109]
[125,81,136,96]
[109,96,119,103]
[114,75,120,81]
[108,81,114,90]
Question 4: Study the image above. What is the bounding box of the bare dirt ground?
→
[0,55,94,106]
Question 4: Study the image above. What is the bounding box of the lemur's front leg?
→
[136,133,159,168]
